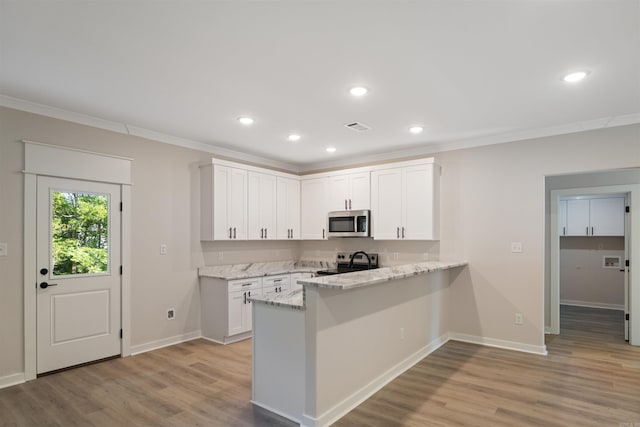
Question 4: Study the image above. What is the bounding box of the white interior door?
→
[36,176,121,374]
[625,193,630,341]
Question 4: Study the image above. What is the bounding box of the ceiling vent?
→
[344,122,371,132]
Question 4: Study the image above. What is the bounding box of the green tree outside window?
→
[52,192,109,275]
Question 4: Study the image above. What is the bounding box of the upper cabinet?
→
[200,164,247,240]
[328,172,370,211]
[562,196,625,237]
[300,177,328,240]
[277,177,300,239]
[371,160,440,240]
[248,171,277,240]
[200,159,298,241]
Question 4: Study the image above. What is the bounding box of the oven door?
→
[327,210,370,238]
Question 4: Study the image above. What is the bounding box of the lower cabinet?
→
[290,272,314,291]
[200,272,307,344]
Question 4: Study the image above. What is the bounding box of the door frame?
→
[23,141,132,380]
[549,183,640,344]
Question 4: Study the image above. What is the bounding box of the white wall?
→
[560,236,625,309]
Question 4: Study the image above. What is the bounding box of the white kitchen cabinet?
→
[262,274,291,296]
[328,172,370,211]
[558,199,568,236]
[201,277,261,344]
[277,177,300,239]
[248,171,277,240]
[371,160,440,240]
[564,196,624,236]
[301,177,328,239]
[200,164,247,240]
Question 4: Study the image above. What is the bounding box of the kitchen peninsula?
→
[249,260,467,427]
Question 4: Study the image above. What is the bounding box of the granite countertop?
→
[297,260,468,291]
[198,260,334,280]
[249,260,467,310]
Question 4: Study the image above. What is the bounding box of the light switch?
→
[0,243,7,257]
[511,242,523,253]
[160,244,168,255]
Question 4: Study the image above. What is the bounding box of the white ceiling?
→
[1,1,639,172]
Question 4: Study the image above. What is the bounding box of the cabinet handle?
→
[397,227,400,239]
[591,226,594,236]
[248,290,251,303]
[273,279,282,282]
[349,199,352,210]
[586,226,589,236]
[323,228,325,239]
[265,228,268,239]
[229,227,232,239]
[563,226,566,236]
[261,228,264,239]
[344,199,348,210]
[402,227,405,238]
[233,227,236,239]
[243,292,247,304]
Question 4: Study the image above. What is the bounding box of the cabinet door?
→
[566,199,590,236]
[213,165,247,240]
[248,172,277,239]
[277,177,300,239]
[301,177,328,239]
[403,164,436,240]
[244,287,262,333]
[328,174,350,211]
[558,200,568,236]
[228,291,246,336]
[371,168,403,239]
[349,172,371,210]
[590,197,624,236]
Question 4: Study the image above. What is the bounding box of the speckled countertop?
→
[249,260,467,310]
[198,260,334,280]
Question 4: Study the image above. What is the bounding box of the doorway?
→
[36,176,122,374]
[549,182,640,346]
[23,141,132,380]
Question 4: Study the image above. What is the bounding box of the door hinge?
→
[120,329,123,339]
[120,202,123,212]
[626,260,630,267]
[626,313,629,321]
[119,265,123,275]
[625,206,629,213]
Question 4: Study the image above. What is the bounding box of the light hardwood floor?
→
[1,306,638,426]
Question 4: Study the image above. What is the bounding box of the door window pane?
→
[51,191,110,275]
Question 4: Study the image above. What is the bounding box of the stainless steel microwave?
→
[327,210,371,238]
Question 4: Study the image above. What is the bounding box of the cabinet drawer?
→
[262,274,290,288]
[228,278,262,293]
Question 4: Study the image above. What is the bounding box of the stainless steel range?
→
[316,251,379,276]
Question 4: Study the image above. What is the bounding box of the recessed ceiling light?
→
[349,86,368,96]
[238,117,254,125]
[409,126,423,134]
[326,147,337,153]
[288,134,301,142]
[562,71,588,83]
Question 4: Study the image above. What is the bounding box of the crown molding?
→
[0,95,302,173]
[2,94,638,174]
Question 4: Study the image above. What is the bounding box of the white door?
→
[37,177,121,374]
[301,177,328,239]
[328,174,350,211]
[349,172,371,210]
[404,165,435,240]
[371,168,403,239]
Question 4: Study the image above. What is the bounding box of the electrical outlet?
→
[167,308,175,320]
[0,243,7,257]
[511,242,523,253]
[160,244,168,255]
[515,313,523,325]
[400,327,405,340]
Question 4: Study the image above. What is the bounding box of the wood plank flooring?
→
[1,305,638,426]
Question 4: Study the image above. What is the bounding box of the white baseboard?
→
[251,400,301,425]
[560,300,624,311]
[449,333,548,356]
[130,330,202,356]
[200,331,252,345]
[0,373,26,390]
[301,333,450,427]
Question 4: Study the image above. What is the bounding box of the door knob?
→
[39,282,58,289]
[40,268,48,275]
